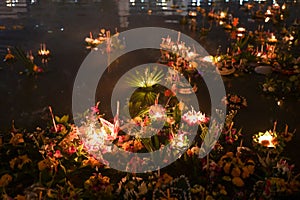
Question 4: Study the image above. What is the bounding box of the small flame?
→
[255,130,277,148]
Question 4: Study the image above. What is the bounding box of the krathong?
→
[37,43,50,57]
[182,107,209,125]
[253,130,278,148]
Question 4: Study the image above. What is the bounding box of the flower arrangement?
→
[0,105,299,199]
[223,93,248,110]
[13,47,44,75]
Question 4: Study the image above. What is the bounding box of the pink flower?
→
[91,106,99,114]
[67,146,76,155]
[54,150,62,158]
[47,151,53,157]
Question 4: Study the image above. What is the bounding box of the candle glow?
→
[254,130,278,148]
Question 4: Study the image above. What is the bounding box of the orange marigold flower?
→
[14,194,26,200]
[9,133,24,146]
[83,156,102,168]
[186,149,193,157]
[38,158,51,171]
[232,177,244,187]
[0,174,13,187]
[231,167,241,177]
[156,173,173,188]
[224,163,232,174]
[247,165,255,174]
[133,140,144,151]
[241,166,250,179]
[9,157,18,169]
[225,152,234,158]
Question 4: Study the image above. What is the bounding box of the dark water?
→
[0,0,300,164]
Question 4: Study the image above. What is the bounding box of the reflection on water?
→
[0,0,28,19]
[1,0,299,20]
[119,0,129,28]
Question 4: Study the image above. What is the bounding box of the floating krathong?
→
[237,27,246,33]
[253,130,278,148]
[188,11,197,17]
[267,34,278,43]
[182,107,209,125]
[219,11,227,19]
[265,9,273,17]
[38,43,50,57]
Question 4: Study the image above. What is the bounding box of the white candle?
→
[177,31,181,43]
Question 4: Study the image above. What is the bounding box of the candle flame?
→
[255,130,277,148]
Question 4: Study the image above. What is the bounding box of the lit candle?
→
[285,124,288,136]
[273,121,277,132]
[48,106,57,132]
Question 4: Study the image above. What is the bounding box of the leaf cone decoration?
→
[126,67,164,88]
[199,120,223,158]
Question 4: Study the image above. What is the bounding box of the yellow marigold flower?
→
[133,116,142,124]
[133,140,144,151]
[84,179,93,190]
[224,163,232,174]
[231,167,241,177]
[9,133,24,146]
[101,176,110,184]
[82,156,102,168]
[178,101,185,111]
[0,174,13,187]
[232,177,244,187]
